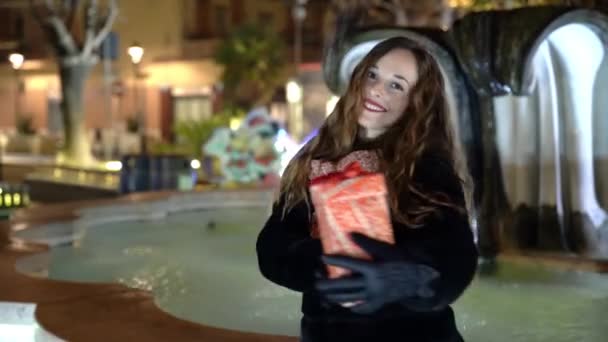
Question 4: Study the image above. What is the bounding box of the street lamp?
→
[127,42,144,65]
[9,53,24,70]
[292,0,307,75]
[286,80,302,103]
[286,79,303,141]
[8,52,25,131]
[289,1,307,143]
[127,42,146,153]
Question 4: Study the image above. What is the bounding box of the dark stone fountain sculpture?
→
[323,6,608,260]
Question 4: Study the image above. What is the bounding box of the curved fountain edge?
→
[0,188,297,342]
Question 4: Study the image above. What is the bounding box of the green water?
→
[43,208,608,341]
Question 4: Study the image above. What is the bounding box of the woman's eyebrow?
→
[394,74,410,86]
[371,65,410,86]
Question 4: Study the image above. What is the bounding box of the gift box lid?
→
[311,174,387,202]
[310,150,380,180]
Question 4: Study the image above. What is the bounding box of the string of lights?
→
[0,182,30,211]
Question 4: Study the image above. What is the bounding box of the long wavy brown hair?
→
[280,36,471,227]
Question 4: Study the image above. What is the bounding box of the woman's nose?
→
[369,82,384,98]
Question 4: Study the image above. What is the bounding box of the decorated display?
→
[204,107,289,185]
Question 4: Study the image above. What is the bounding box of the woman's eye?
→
[391,82,404,91]
[367,71,376,79]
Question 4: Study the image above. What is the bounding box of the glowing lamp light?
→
[127,42,144,64]
[286,80,302,103]
[0,184,30,209]
[13,193,21,206]
[8,53,24,70]
[229,118,242,131]
[105,161,122,171]
[448,0,473,7]
[190,159,201,170]
[53,168,62,178]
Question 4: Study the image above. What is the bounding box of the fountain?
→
[323,6,608,261]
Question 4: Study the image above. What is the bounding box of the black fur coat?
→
[256,153,478,342]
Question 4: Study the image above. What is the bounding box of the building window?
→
[214,5,229,36]
[183,0,216,39]
[0,8,24,42]
[182,0,199,38]
[174,95,212,123]
[173,95,213,144]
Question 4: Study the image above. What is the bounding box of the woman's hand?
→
[315,233,439,314]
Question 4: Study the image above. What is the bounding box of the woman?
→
[256,37,478,342]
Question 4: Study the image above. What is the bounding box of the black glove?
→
[315,233,439,314]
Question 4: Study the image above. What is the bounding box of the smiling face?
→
[358,48,419,139]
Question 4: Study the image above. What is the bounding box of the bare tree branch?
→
[30,0,78,55]
[64,0,80,31]
[48,15,79,54]
[90,0,118,52]
[62,53,98,67]
[81,0,98,57]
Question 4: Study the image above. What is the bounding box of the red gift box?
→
[310,161,394,279]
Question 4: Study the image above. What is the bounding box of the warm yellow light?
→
[105,174,114,185]
[4,194,12,207]
[9,53,24,70]
[0,188,3,194]
[286,80,302,103]
[21,59,45,70]
[190,159,201,169]
[448,0,473,7]
[128,43,144,64]
[25,74,59,91]
[13,193,21,206]
[105,161,123,171]
[23,193,30,205]
[229,118,242,131]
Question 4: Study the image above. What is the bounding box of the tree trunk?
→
[59,62,93,166]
